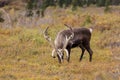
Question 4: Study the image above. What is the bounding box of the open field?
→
[0,6,120,80]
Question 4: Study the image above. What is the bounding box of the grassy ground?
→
[0,6,120,80]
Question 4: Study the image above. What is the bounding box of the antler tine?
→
[43,27,51,42]
[64,24,74,38]
[43,27,55,48]
[44,26,49,34]
[64,24,72,31]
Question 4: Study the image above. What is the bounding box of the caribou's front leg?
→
[64,48,71,62]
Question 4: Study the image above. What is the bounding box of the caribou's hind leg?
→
[66,48,71,62]
[84,42,93,62]
[79,44,85,61]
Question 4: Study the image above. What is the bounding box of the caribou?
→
[43,24,93,63]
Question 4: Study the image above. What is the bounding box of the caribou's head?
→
[43,24,74,63]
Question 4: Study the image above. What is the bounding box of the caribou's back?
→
[54,27,92,49]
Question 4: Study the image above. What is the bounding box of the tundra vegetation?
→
[0,0,120,80]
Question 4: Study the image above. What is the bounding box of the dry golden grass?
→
[0,6,120,80]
